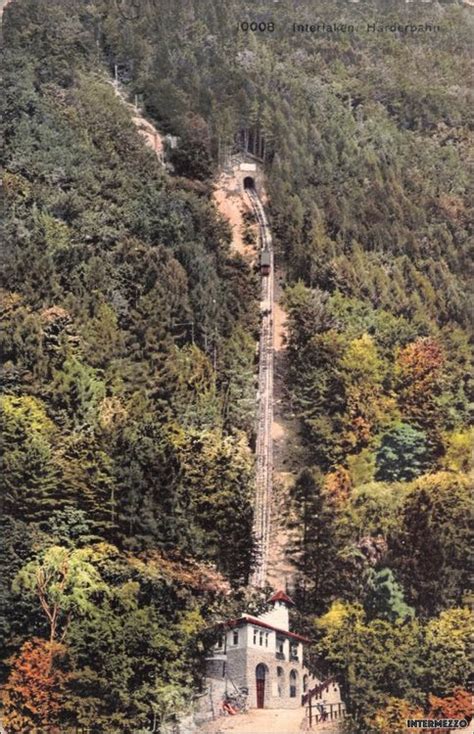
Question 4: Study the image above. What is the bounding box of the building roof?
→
[223,615,311,644]
[269,590,295,606]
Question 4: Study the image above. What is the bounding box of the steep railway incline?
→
[247,187,274,588]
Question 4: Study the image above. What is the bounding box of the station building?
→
[206,591,344,711]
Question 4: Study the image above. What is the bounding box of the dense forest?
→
[0,0,472,732]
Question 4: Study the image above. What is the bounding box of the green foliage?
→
[219,325,256,434]
[390,473,473,616]
[423,608,473,696]
[169,138,213,181]
[290,468,340,613]
[375,423,430,482]
[0,0,260,725]
[365,568,414,623]
[3,542,228,731]
[0,395,58,522]
[315,601,471,733]
[347,482,409,539]
[14,545,108,643]
[315,601,424,728]
[442,428,473,473]
[0,0,472,728]
[159,344,221,429]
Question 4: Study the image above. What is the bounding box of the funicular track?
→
[247,187,274,588]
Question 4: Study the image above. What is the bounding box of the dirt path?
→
[131,113,164,158]
[199,710,345,734]
[200,708,305,734]
[213,173,257,261]
[109,80,166,161]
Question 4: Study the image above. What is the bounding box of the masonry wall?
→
[226,647,305,710]
[206,614,346,713]
[223,155,265,196]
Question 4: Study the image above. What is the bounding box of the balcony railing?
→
[289,653,299,662]
[275,651,285,660]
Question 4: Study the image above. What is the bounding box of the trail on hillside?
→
[214,170,302,590]
[110,79,165,160]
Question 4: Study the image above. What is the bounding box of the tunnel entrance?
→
[243,176,255,190]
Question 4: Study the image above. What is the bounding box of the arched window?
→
[289,669,298,698]
[277,666,284,697]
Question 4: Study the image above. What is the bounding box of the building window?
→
[290,643,299,661]
[259,630,264,646]
[232,630,239,646]
[216,634,224,649]
[253,628,258,645]
[290,669,298,698]
[265,632,269,647]
[276,637,285,660]
[277,666,284,697]
[303,675,308,693]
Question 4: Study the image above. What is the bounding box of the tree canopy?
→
[0,0,472,730]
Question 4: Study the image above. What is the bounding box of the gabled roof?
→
[223,615,311,644]
[269,590,295,606]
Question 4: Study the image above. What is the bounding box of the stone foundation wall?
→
[226,647,250,692]
[193,678,227,724]
[226,648,305,710]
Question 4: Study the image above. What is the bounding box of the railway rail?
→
[247,187,274,588]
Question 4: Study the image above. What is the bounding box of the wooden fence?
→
[302,676,346,729]
[305,700,346,728]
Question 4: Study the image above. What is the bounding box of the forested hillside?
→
[0,1,260,729]
[1,0,472,732]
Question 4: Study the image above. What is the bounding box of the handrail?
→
[302,675,339,706]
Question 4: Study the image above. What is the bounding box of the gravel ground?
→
[199,707,306,734]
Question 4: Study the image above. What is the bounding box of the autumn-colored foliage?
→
[428,687,473,723]
[1,638,69,732]
[370,689,473,734]
[397,338,444,382]
[324,465,352,505]
[396,337,444,427]
[0,0,472,731]
[369,697,424,734]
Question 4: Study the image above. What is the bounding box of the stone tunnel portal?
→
[243,176,256,190]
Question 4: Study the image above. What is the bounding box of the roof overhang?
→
[220,615,311,644]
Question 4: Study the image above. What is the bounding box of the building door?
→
[256,664,266,708]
